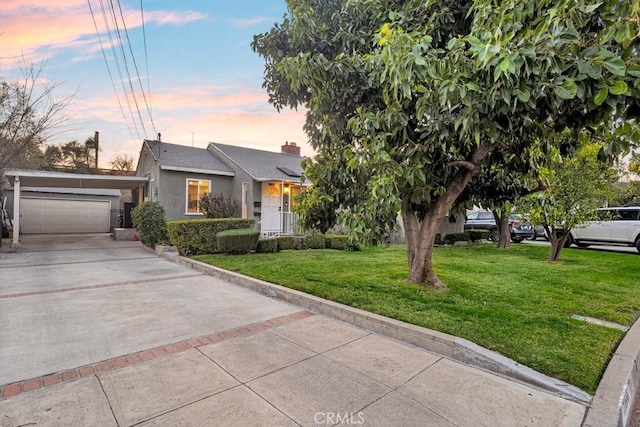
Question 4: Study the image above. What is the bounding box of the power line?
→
[115,0,157,135]
[96,0,143,140]
[107,0,148,137]
[140,0,154,129]
[86,0,138,142]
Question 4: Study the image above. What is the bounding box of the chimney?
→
[281,141,301,156]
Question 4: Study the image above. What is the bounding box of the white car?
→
[566,207,640,253]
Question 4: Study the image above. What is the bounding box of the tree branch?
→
[447,160,477,171]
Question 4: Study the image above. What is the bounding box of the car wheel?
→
[530,231,537,241]
[636,238,640,254]
[490,229,499,242]
[563,233,574,248]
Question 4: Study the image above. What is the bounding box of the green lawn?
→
[193,244,640,394]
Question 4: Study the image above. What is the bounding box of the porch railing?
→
[259,211,300,237]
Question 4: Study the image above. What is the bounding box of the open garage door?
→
[21,198,110,234]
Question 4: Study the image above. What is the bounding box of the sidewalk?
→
[0,235,587,426]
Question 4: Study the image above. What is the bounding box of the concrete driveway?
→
[0,234,587,426]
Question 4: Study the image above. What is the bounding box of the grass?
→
[193,244,640,394]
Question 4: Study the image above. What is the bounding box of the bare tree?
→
[110,153,135,173]
[0,61,73,177]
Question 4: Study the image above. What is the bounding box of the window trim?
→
[185,178,211,215]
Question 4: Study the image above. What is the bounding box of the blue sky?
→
[1,1,308,167]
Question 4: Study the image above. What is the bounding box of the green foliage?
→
[256,238,279,253]
[609,181,640,206]
[131,201,168,247]
[252,0,640,286]
[275,236,295,251]
[199,193,239,218]
[167,218,255,255]
[520,141,619,261]
[435,233,443,246]
[466,229,491,241]
[325,234,349,250]
[444,233,470,244]
[304,234,326,249]
[217,229,260,254]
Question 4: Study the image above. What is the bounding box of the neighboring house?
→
[3,186,121,234]
[136,139,305,236]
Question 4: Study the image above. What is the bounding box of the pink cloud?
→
[0,2,206,62]
[233,17,269,28]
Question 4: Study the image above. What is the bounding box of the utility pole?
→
[94,131,99,169]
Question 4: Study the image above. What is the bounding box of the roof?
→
[144,140,235,176]
[4,169,149,190]
[20,187,122,197]
[210,142,303,182]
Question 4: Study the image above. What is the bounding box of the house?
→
[135,140,305,236]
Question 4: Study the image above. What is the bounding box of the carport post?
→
[12,176,20,246]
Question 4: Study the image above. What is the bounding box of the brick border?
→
[0,311,314,401]
[0,273,204,300]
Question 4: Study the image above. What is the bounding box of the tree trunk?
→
[401,143,493,289]
[493,209,511,249]
[546,225,569,262]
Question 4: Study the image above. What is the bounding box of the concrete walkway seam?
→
[582,316,640,427]
[0,311,314,401]
[162,252,593,406]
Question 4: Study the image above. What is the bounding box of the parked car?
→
[464,210,535,242]
[565,206,640,253]
[530,225,547,240]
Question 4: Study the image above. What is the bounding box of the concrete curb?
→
[162,252,592,405]
[582,317,640,427]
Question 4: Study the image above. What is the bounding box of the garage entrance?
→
[21,198,111,234]
[3,169,149,246]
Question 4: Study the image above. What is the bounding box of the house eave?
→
[159,165,235,176]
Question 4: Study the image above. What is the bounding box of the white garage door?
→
[21,198,111,234]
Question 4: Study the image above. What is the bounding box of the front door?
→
[261,182,281,235]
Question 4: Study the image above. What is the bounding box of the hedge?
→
[466,229,491,241]
[304,234,326,249]
[167,218,255,255]
[256,238,279,253]
[217,228,259,254]
[275,236,295,251]
[325,234,349,250]
[444,232,470,245]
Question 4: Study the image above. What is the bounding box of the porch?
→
[258,181,303,237]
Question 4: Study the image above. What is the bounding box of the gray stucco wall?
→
[136,143,161,200]
[157,170,234,221]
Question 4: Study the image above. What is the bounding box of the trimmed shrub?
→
[131,201,168,247]
[167,218,255,255]
[444,232,470,245]
[304,234,326,249]
[275,236,295,251]
[326,234,349,250]
[466,229,491,241]
[217,228,260,254]
[435,233,443,246]
[256,238,279,253]
[294,236,305,250]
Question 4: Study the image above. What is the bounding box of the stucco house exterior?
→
[135,139,305,236]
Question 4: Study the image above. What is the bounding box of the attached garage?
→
[20,197,111,234]
[3,169,149,245]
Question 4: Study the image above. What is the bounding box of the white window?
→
[186,179,210,214]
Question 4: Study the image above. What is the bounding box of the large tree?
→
[0,62,72,178]
[254,0,640,289]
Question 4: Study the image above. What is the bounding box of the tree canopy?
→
[254,0,640,289]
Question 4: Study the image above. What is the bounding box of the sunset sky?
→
[0,0,309,168]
